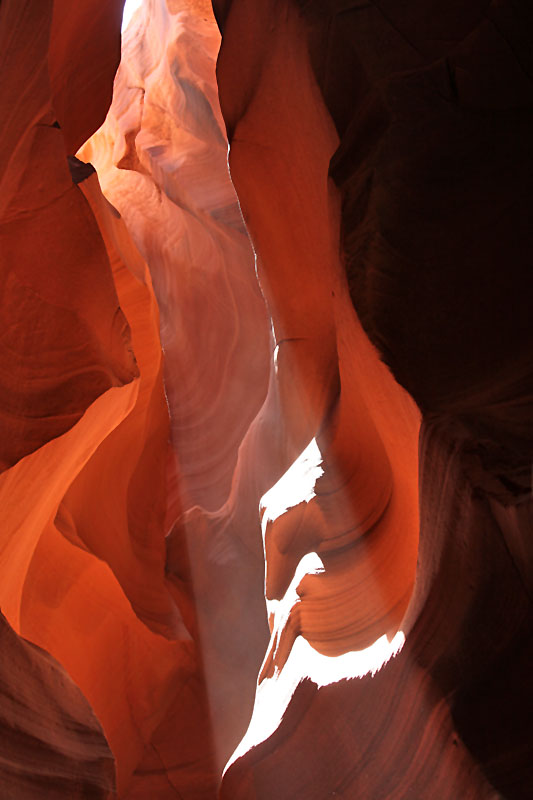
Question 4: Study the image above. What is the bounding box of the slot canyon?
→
[1,0,532,797]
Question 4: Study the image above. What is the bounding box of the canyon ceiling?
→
[0,0,532,798]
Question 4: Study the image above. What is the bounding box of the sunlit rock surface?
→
[213,1,533,798]
[1,1,215,797]
[81,0,274,775]
[81,0,271,514]
[1,0,532,798]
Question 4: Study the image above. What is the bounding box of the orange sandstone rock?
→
[0,610,115,798]
[81,0,271,514]
[0,0,137,473]
[2,0,532,797]
[214,1,533,798]
[0,2,215,797]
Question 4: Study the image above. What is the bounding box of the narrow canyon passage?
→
[1,1,532,799]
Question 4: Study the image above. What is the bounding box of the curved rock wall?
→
[213,1,533,798]
[81,0,275,774]
[1,0,532,798]
[82,0,271,515]
[1,2,216,797]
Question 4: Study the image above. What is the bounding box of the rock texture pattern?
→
[81,0,274,777]
[212,1,533,798]
[1,1,215,797]
[1,0,532,798]
[82,0,271,515]
[0,610,115,799]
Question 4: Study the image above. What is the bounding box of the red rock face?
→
[82,0,271,515]
[0,610,115,798]
[1,0,532,798]
[1,2,214,796]
[212,1,533,798]
[0,0,137,473]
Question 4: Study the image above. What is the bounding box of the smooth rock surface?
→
[213,1,533,798]
[1,0,532,797]
[0,610,115,798]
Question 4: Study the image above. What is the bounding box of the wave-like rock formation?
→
[0,610,114,798]
[213,1,533,798]
[1,0,532,798]
[81,0,271,515]
[1,2,215,797]
[80,0,275,775]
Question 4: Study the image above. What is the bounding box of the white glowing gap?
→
[121,0,143,32]
[226,631,406,776]
[260,437,324,525]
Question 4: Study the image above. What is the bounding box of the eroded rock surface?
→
[1,0,532,798]
[0,610,115,799]
[213,1,533,798]
[82,0,271,514]
[1,2,215,797]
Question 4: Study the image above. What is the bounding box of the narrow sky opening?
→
[122,0,143,32]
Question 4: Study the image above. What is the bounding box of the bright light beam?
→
[121,0,143,32]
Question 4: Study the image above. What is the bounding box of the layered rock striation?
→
[213,1,533,798]
[0,0,532,798]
